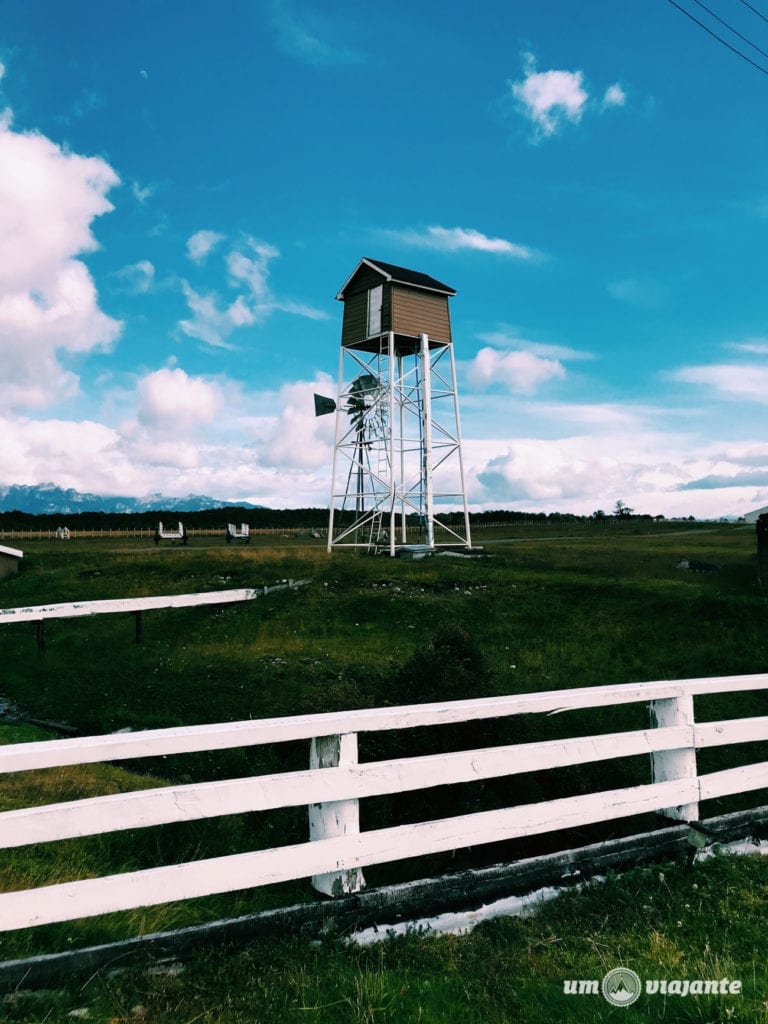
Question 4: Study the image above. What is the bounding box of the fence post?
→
[308,733,365,897]
[649,693,699,821]
[36,621,45,656]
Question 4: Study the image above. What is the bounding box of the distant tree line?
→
[0,503,692,531]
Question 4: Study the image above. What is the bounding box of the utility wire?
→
[666,0,768,77]
[737,0,768,28]
[689,0,768,59]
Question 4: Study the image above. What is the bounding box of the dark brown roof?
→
[336,258,456,300]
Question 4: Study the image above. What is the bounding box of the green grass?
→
[4,853,768,1022]
[1,523,768,1019]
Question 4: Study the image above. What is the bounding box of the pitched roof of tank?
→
[336,258,456,300]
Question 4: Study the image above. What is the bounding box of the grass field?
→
[2,520,768,1021]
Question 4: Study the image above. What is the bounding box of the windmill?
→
[319,258,472,556]
[315,371,388,529]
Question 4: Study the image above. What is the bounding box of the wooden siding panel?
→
[391,287,451,342]
[341,291,368,345]
[341,283,392,343]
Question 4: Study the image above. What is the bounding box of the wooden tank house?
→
[327,257,471,554]
[335,257,455,354]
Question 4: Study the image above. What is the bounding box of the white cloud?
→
[136,367,225,433]
[179,238,327,347]
[602,83,626,109]
[509,53,626,141]
[467,346,566,393]
[477,331,593,361]
[131,181,156,204]
[390,225,537,259]
[0,107,121,410]
[186,229,226,264]
[511,53,588,139]
[261,373,336,470]
[727,338,768,356]
[114,259,155,294]
[178,283,255,349]
[670,363,768,403]
[227,241,280,303]
[465,432,714,517]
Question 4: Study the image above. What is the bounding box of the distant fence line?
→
[0,527,317,541]
[0,519,661,542]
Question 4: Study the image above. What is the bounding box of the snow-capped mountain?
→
[0,484,262,515]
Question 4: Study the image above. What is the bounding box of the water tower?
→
[317,257,472,555]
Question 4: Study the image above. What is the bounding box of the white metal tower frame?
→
[327,331,472,554]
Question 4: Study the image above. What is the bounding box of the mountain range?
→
[0,484,262,515]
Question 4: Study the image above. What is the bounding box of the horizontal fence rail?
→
[0,579,311,651]
[1,673,768,931]
[0,579,311,625]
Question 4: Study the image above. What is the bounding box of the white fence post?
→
[649,693,699,821]
[308,733,365,896]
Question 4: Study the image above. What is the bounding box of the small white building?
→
[0,544,23,581]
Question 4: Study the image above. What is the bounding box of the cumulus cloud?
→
[186,229,225,264]
[0,103,121,410]
[509,53,626,141]
[472,435,681,507]
[389,225,537,259]
[510,53,588,139]
[136,367,227,434]
[261,373,336,470]
[467,347,566,392]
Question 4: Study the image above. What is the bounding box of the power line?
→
[689,0,768,59]
[666,0,768,77]
[737,0,768,28]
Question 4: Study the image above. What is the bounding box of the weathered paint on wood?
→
[2,673,768,932]
[0,776,701,931]
[0,725,693,848]
[0,579,311,624]
[3,675,767,775]
[649,694,698,820]
[4,803,765,993]
[309,733,365,895]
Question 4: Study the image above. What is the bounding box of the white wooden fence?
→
[0,579,311,650]
[0,673,767,931]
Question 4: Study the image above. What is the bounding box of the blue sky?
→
[1,0,768,517]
